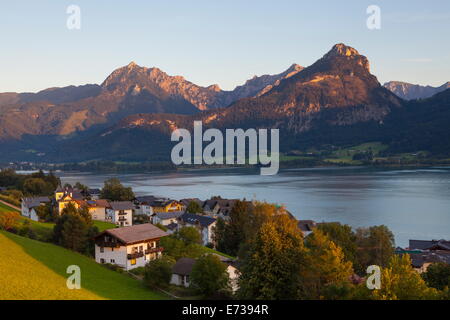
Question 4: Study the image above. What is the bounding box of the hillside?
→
[0,230,166,300]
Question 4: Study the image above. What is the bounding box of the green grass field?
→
[0,201,116,240]
[0,230,167,300]
[325,142,388,164]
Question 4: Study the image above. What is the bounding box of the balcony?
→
[127,252,144,260]
[97,241,120,248]
[145,247,164,254]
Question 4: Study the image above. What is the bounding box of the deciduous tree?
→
[191,254,230,297]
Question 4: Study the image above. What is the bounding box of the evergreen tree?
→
[238,215,305,299]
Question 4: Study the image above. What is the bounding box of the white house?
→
[170,255,240,292]
[94,223,168,271]
[134,196,157,216]
[21,196,51,221]
[152,211,183,226]
[170,257,195,287]
[106,201,133,227]
[177,213,217,246]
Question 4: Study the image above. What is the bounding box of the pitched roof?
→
[297,220,317,232]
[22,196,50,208]
[409,252,450,268]
[409,239,450,251]
[88,188,101,194]
[155,211,184,220]
[166,222,178,231]
[172,257,196,276]
[85,199,109,208]
[109,201,134,211]
[135,195,160,204]
[98,223,168,244]
[179,213,216,227]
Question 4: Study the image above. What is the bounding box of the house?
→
[409,251,450,273]
[87,188,101,200]
[21,196,51,221]
[134,196,183,215]
[202,198,238,219]
[151,199,183,213]
[106,201,133,227]
[170,257,195,287]
[55,186,83,202]
[134,196,159,216]
[56,194,84,214]
[170,255,240,292]
[55,186,85,214]
[177,213,217,246]
[84,199,109,221]
[152,211,184,226]
[297,220,317,237]
[409,239,450,251]
[166,222,179,234]
[180,198,203,213]
[94,223,168,270]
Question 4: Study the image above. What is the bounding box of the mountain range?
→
[0,43,449,163]
[383,81,450,100]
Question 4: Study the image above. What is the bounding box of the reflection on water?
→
[59,166,450,247]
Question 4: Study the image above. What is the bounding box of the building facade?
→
[94,224,168,270]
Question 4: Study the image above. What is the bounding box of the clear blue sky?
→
[1,0,449,92]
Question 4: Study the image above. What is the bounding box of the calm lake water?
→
[59,166,450,247]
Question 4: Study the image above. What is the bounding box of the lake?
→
[59,166,450,247]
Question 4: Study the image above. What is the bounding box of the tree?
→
[186,201,203,214]
[300,229,354,299]
[144,256,176,288]
[238,215,305,299]
[159,236,203,260]
[177,226,202,245]
[317,222,359,272]
[422,263,450,291]
[23,178,52,196]
[53,203,98,254]
[61,214,88,252]
[35,203,52,222]
[372,254,439,300]
[190,254,230,297]
[100,178,135,201]
[74,182,89,195]
[0,211,19,230]
[355,225,395,274]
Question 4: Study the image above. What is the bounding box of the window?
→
[130,259,136,265]
[100,247,104,253]
[110,259,115,263]
[100,259,105,264]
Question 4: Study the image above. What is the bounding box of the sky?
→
[1,0,449,92]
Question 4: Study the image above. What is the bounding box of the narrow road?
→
[0,199,21,212]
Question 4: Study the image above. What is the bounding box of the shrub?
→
[144,256,176,289]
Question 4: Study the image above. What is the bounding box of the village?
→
[18,182,450,294]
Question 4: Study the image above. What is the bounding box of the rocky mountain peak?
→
[322,43,370,72]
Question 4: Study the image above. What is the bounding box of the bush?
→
[190,254,230,297]
[103,263,125,273]
[129,267,146,276]
[144,256,176,289]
